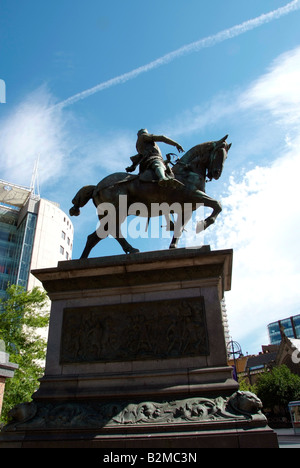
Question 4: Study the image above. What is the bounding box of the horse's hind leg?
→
[169,210,192,249]
[115,211,140,254]
[116,237,140,254]
[80,231,101,259]
[70,185,96,217]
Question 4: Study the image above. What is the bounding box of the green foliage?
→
[256,365,300,411]
[238,377,258,395]
[0,285,49,425]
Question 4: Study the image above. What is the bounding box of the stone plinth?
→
[0,247,278,448]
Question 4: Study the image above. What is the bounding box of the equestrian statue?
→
[69,129,231,258]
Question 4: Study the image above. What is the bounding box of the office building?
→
[0,179,73,298]
[268,314,300,345]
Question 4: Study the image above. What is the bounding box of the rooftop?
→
[0,180,38,209]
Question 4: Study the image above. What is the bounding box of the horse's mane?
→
[178,141,213,165]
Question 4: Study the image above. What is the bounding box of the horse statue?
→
[69,135,231,258]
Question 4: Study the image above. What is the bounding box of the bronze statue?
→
[70,132,231,257]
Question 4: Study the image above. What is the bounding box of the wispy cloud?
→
[241,46,300,128]
[0,86,76,187]
[166,45,300,142]
[54,0,300,109]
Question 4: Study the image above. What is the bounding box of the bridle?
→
[206,142,227,182]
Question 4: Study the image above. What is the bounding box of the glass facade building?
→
[0,205,37,299]
[268,315,300,345]
[0,206,19,299]
[15,212,37,289]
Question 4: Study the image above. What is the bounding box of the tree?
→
[238,377,258,395]
[256,365,300,412]
[0,284,49,425]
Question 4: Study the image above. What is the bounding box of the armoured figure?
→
[126,129,184,187]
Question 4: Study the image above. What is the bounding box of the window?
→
[268,322,281,345]
[281,318,294,339]
[293,315,300,339]
[61,231,66,240]
[60,246,64,255]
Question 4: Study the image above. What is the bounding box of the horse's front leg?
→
[195,193,222,233]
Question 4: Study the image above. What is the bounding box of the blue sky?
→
[1,0,300,355]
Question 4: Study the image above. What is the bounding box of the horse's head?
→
[173,135,231,185]
[206,135,231,181]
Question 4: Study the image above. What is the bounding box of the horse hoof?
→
[196,220,205,233]
[69,206,80,217]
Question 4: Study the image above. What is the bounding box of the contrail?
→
[55,0,300,109]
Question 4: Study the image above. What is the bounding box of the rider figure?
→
[126,129,184,186]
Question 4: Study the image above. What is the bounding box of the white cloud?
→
[167,46,300,149]
[241,47,300,129]
[0,86,75,187]
[0,84,137,209]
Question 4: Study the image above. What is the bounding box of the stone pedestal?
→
[0,247,278,448]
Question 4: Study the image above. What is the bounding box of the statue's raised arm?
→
[151,134,184,154]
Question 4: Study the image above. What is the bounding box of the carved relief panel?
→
[60,296,209,363]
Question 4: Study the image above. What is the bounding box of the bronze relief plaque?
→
[60,296,209,364]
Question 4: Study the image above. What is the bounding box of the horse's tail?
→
[69,185,96,217]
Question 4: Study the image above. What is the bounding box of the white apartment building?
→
[0,179,73,297]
